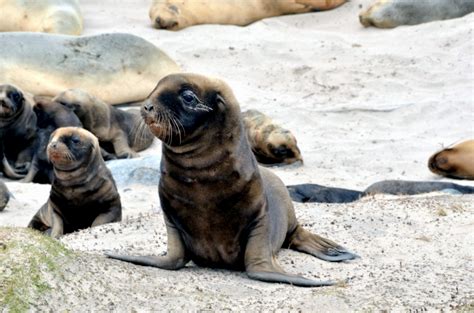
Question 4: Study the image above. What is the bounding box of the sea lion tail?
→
[287,226,360,262]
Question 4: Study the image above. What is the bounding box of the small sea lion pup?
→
[150,0,347,30]
[242,109,302,165]
[428,140,474,180]
[22,96,82,183]
[359,0,474,28]
[28,127,122,238]
[0,84,37,179]
[106,73,358,287]
[53,89,154,159]
[0,32,180,105]
[0,0,83,35]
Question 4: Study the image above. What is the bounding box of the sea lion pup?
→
[0,84,37,179]
[0,32,180,105]
[242,109,302,165]
[53,89,154,159]
[0,180,10,212]
[359,0,474,28]
[106,73,358,287]
[28,127,121,238]
[0,0,83,35]
[22,96,82,183]
[428,140,474,180]
[150,0,347,30]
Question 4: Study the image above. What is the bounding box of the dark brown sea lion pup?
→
[150,0,347,30]
[428,140,474,180]
[22,96,82,183]
[242,109,302,165]
[0,84,37,179]
[106,73,358,287]
[0,180,10,212]
[52,89,154,159]
[28,127,121,238]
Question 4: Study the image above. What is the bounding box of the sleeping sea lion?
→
[359,0,474,28]
[0,84,37,179]
[0,0,83,35]
[106,73,358,287]
[242,109,302,165]
[0,32,180,105]
[150,0,347,30]
[28,127,121,237]
[428,140,474,180]
[53,89,154,159]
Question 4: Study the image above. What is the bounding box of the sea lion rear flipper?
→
[247,271,335,287]
[288,226,359,262]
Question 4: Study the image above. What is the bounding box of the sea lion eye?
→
[8,90,22,104]
[71,135,81,144]
[181,90,197,105]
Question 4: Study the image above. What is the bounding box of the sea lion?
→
[242,109,302,165]
[0,84,37,179]
[0,0,82,35]
[428,140,474,180]
[22,96,82,183]
[359,0,474,28]
[0,180,10,212]
[0,32,180,105]
[53,89,154,159]
[28,127,121,238]
[150,0,347,30]
[288,180,474,203]
[106,73,358,287]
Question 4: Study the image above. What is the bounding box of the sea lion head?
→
[263,130,302,164]
[141,73,240,147]
[0,84,26,121]
[52,89,97,118]
[428,140,474,180]
[150,1,185,30]
[47,127,99,171]
[34,96,82,129]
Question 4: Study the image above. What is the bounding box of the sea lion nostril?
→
[143,102,154,112]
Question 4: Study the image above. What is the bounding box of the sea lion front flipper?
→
[112,134,139,159]
[2,157,26,179]
[288,226,359,262]
[106,216,189,270]
[49,208,64,239]
[245,225,335,287]
[91,207,122,227]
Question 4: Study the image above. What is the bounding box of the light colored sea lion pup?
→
[0,0,83,35]
[0,32,180,105]
[242,109,302,165]
[360,0,474,28]
[107,73,358,287]
[428,140,474,180]
[28,127,122,238]
[150,0,347,30]
[53,89,154,159]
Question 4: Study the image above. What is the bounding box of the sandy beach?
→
[1,0,473,311]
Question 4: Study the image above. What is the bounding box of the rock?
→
[106,156,160,188]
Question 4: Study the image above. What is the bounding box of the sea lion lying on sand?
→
[0,0,83,35]
[0,180,10,212]
[107,73,358,287]
[28,127,121,237]
[53,89,154,159]
[150,0,347,30]
[0,32,180,105]
[0,84,37,179]
[360,0,474,28]
[428,140,474,180]
[242,109,302,165]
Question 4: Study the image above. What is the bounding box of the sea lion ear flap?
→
[215,93,226,111]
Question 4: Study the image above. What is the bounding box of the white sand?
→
[1,0,473,310]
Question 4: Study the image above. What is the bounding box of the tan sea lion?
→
[0,84,37,179]
[0,0,83,35]
[150,0,347,30]
[53,89,154,159]
[428,140,474,180]
[22,96,83,183]
[360,0,474,28]
[0,32,180,105]
[106,73,358,287]
[28,127,121,238]
[242,109,302,165]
